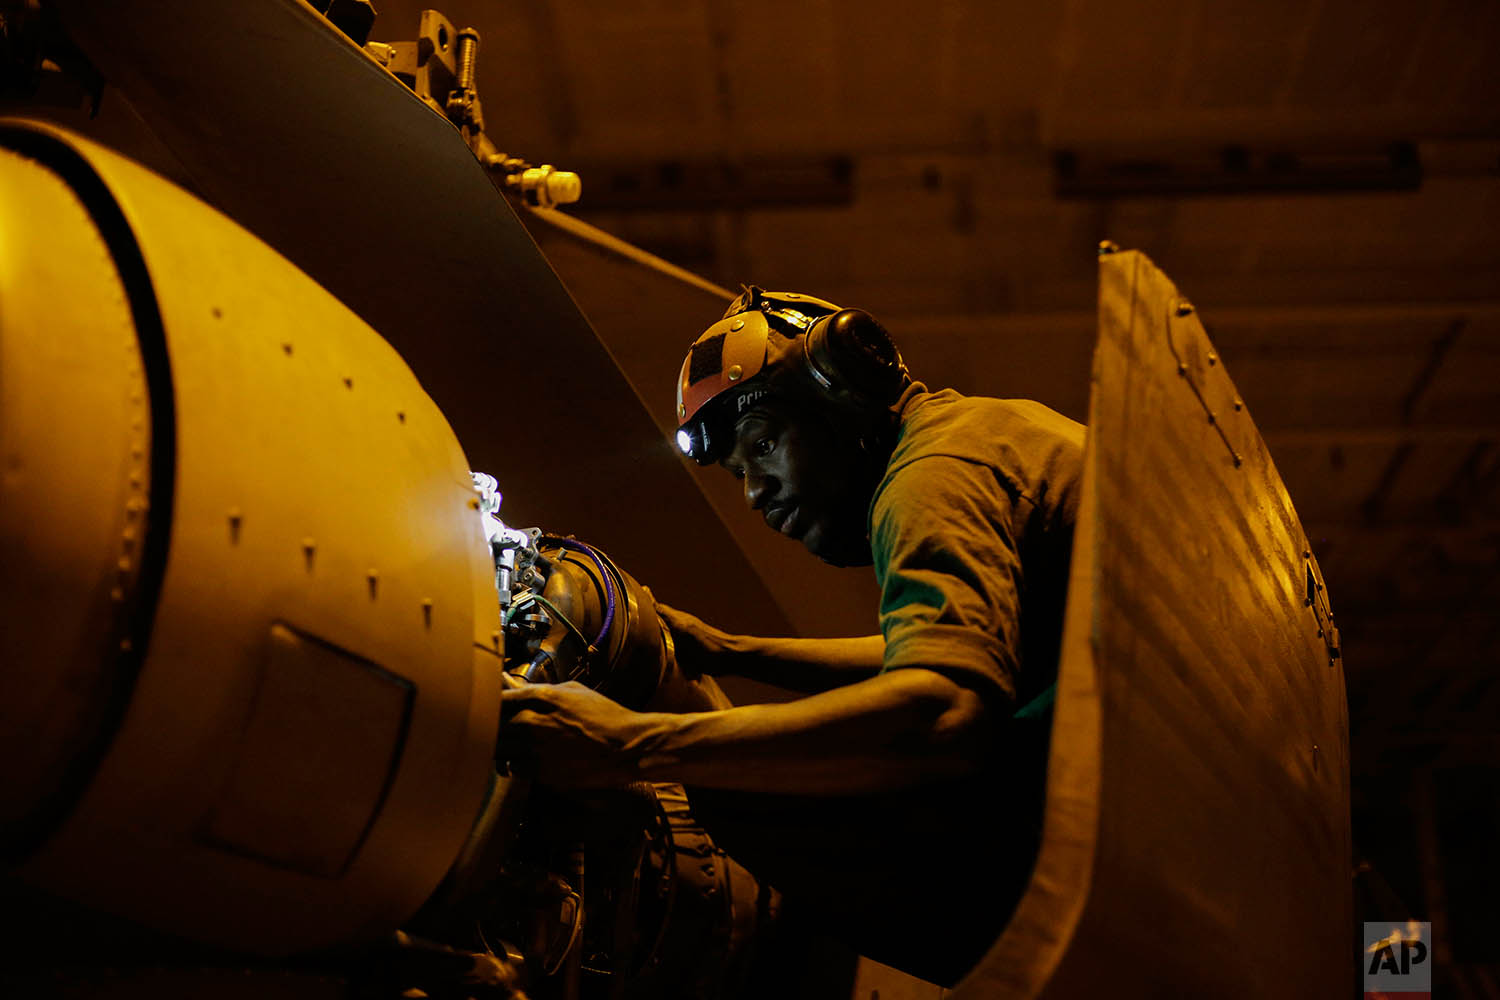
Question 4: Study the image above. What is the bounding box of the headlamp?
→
[674,420,717,464]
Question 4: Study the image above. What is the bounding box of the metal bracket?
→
[366,8,581,208]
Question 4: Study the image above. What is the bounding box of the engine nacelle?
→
[0,118,503,955]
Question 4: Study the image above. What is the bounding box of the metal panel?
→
[0,143,153,853]
[957,250,1351,998]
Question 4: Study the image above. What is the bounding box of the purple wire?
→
[543,537,616,651]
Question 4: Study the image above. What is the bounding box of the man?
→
[500,287,1084,986]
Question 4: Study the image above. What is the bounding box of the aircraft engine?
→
[0,117,507,955]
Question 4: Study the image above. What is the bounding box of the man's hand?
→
[655,602,739,678]
[499,676,655,787]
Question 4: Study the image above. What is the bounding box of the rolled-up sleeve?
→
[871,455,1025,710]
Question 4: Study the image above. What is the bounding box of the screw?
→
[1176,301,1195,317]
[303,538,316,570]
[1097,240,1119,255]
[282,342,293,355]
[1233,398,1243,411]
[455,28,480,90]
[727,364,743,381]
[1207,352,1217,365]
[228,508,242,543]
[730,318,745,331]
[343,376,354,389]
[1207,411,1217,425]
[368,570,379,599]
[422,598,434,628]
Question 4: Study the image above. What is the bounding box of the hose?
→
[541,536,617,652]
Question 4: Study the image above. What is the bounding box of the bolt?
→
[282,342,293,356]
[1176,301,1195,317]
[1207,411,1216,425]
[727,364,743,381]
[228,508,242,543]
[1177,362,1187,376]
[1097,240,1119,255]
[677,402,686,418]
[422,598,434,628]
[343,376,354,389]
[1207,352,1217,365]
[1233,398,1243,411]
[455,28,480,90]
[397,411,406,424]
[368,570,379,599]
[730,318,745,331]
[303,538,316,570]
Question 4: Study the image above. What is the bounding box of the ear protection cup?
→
[802,309,910,409]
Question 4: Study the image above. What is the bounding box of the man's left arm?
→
[500,453,1028,795]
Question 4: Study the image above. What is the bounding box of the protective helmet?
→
[673,286,910,464]
[673,287,840,464]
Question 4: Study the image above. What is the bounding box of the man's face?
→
[717,400,874,566]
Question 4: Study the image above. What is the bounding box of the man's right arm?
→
[657,603,884,694]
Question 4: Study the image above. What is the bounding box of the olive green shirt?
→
[870,385,1085,713]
